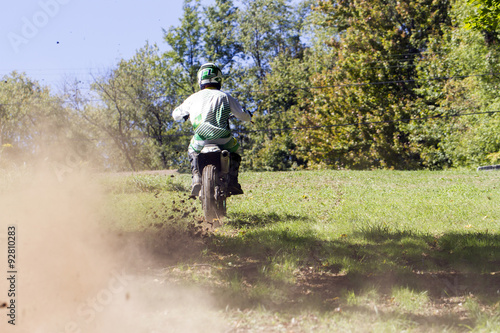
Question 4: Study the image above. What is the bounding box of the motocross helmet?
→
[197,63,222,90]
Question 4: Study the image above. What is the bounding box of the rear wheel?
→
[201,164,226,225]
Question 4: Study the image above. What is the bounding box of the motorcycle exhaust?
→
[221,150,230,174]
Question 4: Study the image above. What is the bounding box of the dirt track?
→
[1,167,498,332]
[105,169,180,176]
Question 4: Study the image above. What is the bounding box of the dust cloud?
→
[0,161,226,332]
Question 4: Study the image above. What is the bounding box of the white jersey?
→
[172,88,251,141]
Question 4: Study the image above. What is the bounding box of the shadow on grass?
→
[206,221,500,330]
[111,208,499,331]
[226,211,310,227]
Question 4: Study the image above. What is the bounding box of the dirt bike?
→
[195,144,232,226]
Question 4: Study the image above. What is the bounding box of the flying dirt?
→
[0,164,226,333]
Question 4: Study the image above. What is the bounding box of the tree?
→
[84,42,194,171]
[294,0,451,169]
[87,68,144,171]
[232,0,313,170]
[124,43,190,169]
[407,0,500,168]
[238,0,305,81]
[163,0,204,94]
[244,53,311,170]
[465,0,500,44]
[203,0,243,70]
[0,72,72,167]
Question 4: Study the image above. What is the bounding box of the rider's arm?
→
[172,105,189,122]
[227,94,252,122]
[172,95,195,121]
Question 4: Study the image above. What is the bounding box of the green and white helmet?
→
[197,63,223,89]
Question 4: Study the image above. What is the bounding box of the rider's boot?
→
[228,153,244,195]
[189,152,201,197]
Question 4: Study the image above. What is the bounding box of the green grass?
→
[101,169,500,332]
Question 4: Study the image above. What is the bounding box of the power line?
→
[144,109,500,139]
[0,71,498,113]
[1,70,497,107]
[106,109,500,141]
[233,72,496,95]
[235,110,500,134]
[3,109,497,145]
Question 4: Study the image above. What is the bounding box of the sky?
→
[0,0,186,92]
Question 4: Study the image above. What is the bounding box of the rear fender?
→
[198,145,230,175]
[198,152,221,173]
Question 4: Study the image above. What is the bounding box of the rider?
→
[172,62,252,197]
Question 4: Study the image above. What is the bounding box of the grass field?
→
[100,169,500,332]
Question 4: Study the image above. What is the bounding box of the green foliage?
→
[238,0,307,80]
[243,52,310,170]
[465,0,500,44]
[203,0,242,69]
[407,0,500,168]
[235,1,312,170]
[162,0,242,88]
[0,72,85,167]
[295,0,451,169]
[163,0,204,94]
[86,43,191,171]
[9,0,500,171]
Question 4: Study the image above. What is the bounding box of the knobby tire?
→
[201,164,226,226]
